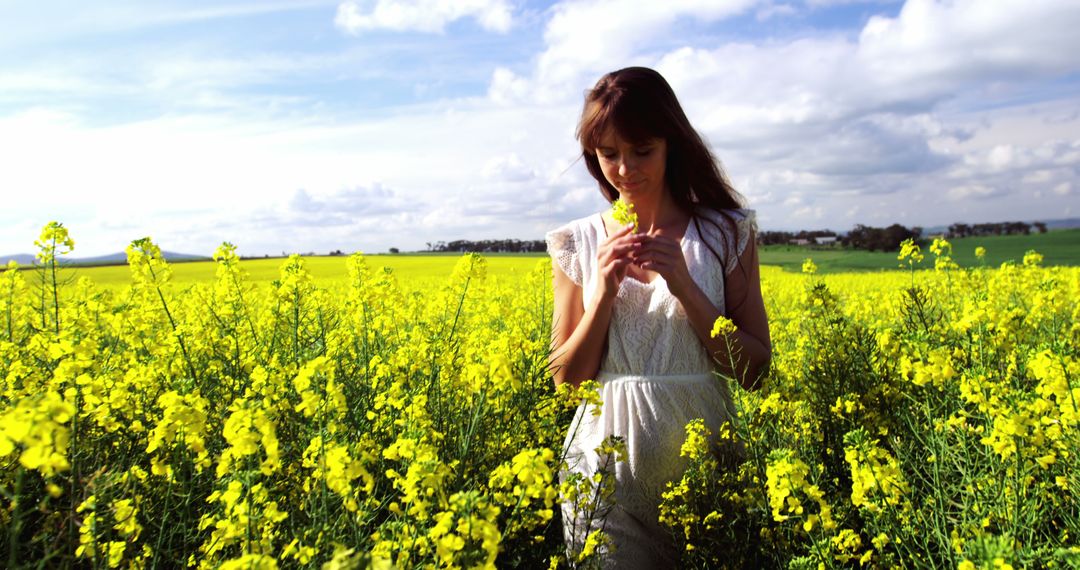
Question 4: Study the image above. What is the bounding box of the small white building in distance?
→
[815,236,838,245]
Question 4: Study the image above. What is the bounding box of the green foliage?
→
[760,228,1080,273]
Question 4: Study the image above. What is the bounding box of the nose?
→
[617,155,635,177]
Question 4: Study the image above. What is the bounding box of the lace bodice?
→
[545,208,757,376]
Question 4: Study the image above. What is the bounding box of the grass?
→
[759,228,1080,273]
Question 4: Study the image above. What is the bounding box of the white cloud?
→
[1022,169,1056,184]
[490,0,757,105]
[805,0,896,6]
[487,67,531,106]
[756,2,798,20]
[792,205,825,220]
[335,0,514,34]
[481,153,536,182]
[858,0,1080,89]
[946,184,1006,201]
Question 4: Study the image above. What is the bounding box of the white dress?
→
[545,207,756,568]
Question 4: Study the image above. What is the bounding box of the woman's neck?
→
[624,189,685,233]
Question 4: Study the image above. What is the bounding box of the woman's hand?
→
[631,233,694,299]
[595,223,638,301]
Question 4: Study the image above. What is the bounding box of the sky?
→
[2,0,1079,257]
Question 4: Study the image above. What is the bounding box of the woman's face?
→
[595,128,667,201]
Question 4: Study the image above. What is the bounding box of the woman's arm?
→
[549,222,638,387]
[549,265,613,387]
[678,235,771,390]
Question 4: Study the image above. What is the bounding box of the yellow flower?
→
[107,541,126,568]
[112,499,142,538]
[710,316,737,338]
[897,238,924,266]
[577,529,611,562]
[1022,249,1043,267]
[611,198,638,232]
[34,221,76,264]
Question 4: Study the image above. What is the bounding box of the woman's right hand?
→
[595,223,639,301]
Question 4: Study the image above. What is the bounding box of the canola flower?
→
[610,198,638,232]
[0,223,1077,569]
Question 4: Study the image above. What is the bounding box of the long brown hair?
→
[577,66,752,304]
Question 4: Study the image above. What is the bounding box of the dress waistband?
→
[596,370,715,384]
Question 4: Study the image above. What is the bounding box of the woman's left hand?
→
[632,234,695,299]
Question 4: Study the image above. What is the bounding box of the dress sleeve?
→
[545,223,583,286]
[726,209,758,275]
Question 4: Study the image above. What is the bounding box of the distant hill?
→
[0,254,36,265]
[1,251,210,267]
[1045,217,1080,229]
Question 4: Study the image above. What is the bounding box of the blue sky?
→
[2,0,1078,257]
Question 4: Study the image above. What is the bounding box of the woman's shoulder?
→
[695,207,757,236]
[693,207,758,276]
[697,206,756,223]
[545,212,603,244]
[545,212,603,287]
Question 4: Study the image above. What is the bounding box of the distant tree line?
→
[840,224,923,252]
[425,239,547,253]
[758,230,839,246]
[411,219,1051,256]
[947,221,1046,237]
[759,225,924,252]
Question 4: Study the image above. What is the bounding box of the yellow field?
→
[2,230,1078,568]
[63,254,549,287]
[55,256,900,298]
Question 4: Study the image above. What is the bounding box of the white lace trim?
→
[545,223,584,286]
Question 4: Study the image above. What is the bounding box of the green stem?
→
[6,271,15,342]
[293,287,301,365]
[229,265,260,346]
[151,474,173,570]
[8,467,24,569]
[49,238,60,334]
[146,262,198,384]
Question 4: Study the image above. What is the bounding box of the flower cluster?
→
[610,198,638,232]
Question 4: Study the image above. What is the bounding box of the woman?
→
[545,67,771,567]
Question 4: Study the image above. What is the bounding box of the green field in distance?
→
[759,228,1080,273]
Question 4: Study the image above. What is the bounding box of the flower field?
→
[1,223,1078,569]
